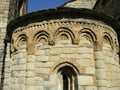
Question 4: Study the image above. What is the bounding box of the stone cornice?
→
[7,8,120,42]
[13,19,115,35]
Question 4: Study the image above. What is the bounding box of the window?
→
[58,66,78,90]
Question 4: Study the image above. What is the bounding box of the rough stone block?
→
[16,71,26,77]
[63,48,76,54]
[59,54,67,58]
[78,86,84,90]
[36,56,49,62]
[78,75,94,85]
[36,50,45,56]
[96,69,106,80]
[66,54,78,59]
[79,40,92,47]
[26,63,35,70]
[77,47,93,54]
[97,80,106,86]
[27,55,35,62]
[26,78,35,85]
[78,59,91,67]
[49,86,57,90]
[16,77,26,84]
[35,62,53,68]
[3,86,10,90]
[40,45,51,50]
[95,60,105,69]
[54,44,64,48]
[98,87,107,90]
[17,64,26,71]
[56,40,71,44]
[45,49,50,56]
[18,58,26,64]
[49,56,59,61]
[50,48,62,55]
[94,52,104,60]
[82,53,93,59]
[35,86,44,90]
[36,68,50,74]
[26,86,35,90]
[106,72,112,80]
[85,86,97,90]
[106,80,111,87]
[26,71,35,77]
[85,67,95,74]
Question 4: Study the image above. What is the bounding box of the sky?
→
[28,0,70,13]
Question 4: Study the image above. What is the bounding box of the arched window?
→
[58,66,78,90]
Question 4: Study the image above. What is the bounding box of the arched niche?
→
[15,34,28,48]
[54,27,75,44]
[103,32,113,49]
[33,31,50,45]
[78,28,97,47]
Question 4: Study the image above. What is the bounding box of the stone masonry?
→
[6,8,120,90]
[64,0,97,9]
[0,0,11,89]
[0,0,27,89]
[0,0,120,90]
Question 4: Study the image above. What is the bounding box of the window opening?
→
[63,75,68,90]
[58,66,78,90]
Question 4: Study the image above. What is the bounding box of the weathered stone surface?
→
[85,86,97,90]
[1,1,120,90]
[94,52,104,60]
[35,86,44,90]
[63,48,76,54]
[95,60,105,69]
[78,75,94,85]
[97,80,106,86]
[36,68,50,74]
[27,55,35,62]
[64,0,97,9]
[98,87,107,90]
[50,48,62,55]
[96,69,106,79]
[36,56,49,62]
[78,59,91,67]
[85,67,95,74]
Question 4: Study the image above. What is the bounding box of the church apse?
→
[5,8,120,90]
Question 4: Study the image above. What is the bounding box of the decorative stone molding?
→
[10,18,118,54]
[33,30,50,44]
[13,20,115,35]
[16,34,28,48]
[78,28,97,42]
[54,27,75,44]
[103,32,114,49]
[52,60,80,74]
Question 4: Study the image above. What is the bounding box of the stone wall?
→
[103,44,120,90]
[64,0,97,9]
[0,0,10,89]
[0,0,27,89]
[7,18,120,90]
